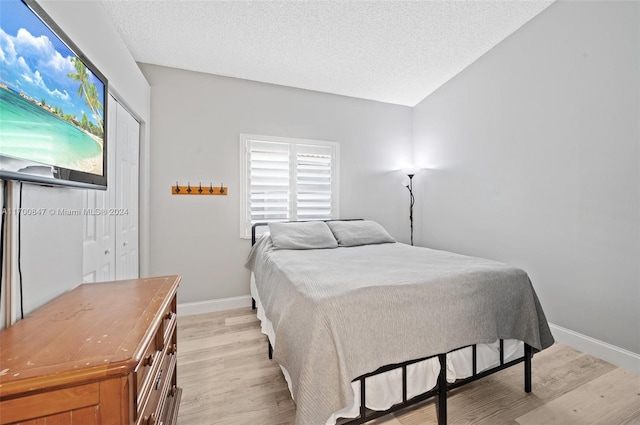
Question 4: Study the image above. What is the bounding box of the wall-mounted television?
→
[0,0,108,190]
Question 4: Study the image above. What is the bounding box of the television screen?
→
[0,0,108,189]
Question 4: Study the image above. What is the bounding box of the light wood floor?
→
[176,308,640,425]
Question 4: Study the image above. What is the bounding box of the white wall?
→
[413,1,639,355]
[4,0,150,317]
[140,64,413,305]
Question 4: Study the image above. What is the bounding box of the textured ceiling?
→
[99,0,553,107]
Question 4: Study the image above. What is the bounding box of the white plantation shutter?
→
[249,141,290,223]
[296,145,333,220]
[240,135,339,238]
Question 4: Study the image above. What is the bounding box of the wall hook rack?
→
[172,181,227,196]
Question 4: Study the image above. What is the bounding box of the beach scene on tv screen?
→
[0,0,105,176]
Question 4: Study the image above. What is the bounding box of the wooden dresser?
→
[0,275,182,425]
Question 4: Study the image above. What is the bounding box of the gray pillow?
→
[327,220,396,247]
[268,221,338,250]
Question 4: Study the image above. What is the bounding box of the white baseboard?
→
[549,322,640,373]
[178,295,252,317]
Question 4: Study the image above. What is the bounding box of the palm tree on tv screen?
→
[67,57,103,135]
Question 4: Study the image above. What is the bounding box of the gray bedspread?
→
[245,238,554,425]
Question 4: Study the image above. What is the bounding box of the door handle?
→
[105,249,110,255]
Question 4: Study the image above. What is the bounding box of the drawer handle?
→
[168,343,177,355]
[144,354,154,367]
[145,413,157,425]
[164,311,173,320]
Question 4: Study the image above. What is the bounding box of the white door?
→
[115,101,140,280]
[82,95,117,283]
[83,97,139,282]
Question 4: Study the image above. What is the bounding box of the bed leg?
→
[402,364,407,403]
[524,343,532,393]
[436,354,447,425]
[359,377,366,420]
[252,298,256,310]
[472,344,477,376]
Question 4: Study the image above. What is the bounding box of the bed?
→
[245,220,554,425]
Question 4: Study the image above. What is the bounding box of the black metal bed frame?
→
[250,221,533,425]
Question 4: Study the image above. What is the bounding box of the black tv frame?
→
[0,0,108,190]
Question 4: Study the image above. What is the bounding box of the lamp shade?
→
[402,165,420,177]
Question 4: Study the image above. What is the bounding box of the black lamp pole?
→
[405,174,415,246]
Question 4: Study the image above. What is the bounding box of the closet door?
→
[82,95,117,283]
[83,98,139,282]
[114,102,140,280]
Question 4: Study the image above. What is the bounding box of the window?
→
[239,134,339,238]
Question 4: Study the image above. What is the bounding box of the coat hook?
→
[187,182,191,193]
[220,183,225,195]
[175,181,180,193]
[198,182,203,194]
[209,183,214,194]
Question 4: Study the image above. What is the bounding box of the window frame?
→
[239,134,340,239]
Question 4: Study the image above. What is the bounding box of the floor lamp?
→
[402,166,419,246]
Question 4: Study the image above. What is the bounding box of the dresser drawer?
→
[134,328,163,415]
[162,307,177,347]
[138,345,177,425]
[134,294,178,422]
[160,385,182,425]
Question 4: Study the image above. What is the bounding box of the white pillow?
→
[326,220,396,247]
[268,221,338,250]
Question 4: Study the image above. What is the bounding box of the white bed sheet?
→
[250,274,524,424]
